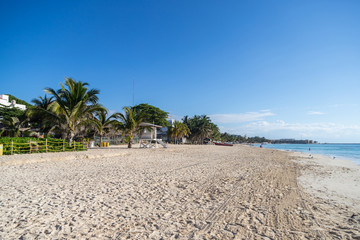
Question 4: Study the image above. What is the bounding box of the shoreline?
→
[254,145,360,211]
[292,151,360,212]
[257,143,360,166]
[0,145,359,239]
[253,145,360,212]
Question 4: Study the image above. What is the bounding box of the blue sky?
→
[1,0,359,142]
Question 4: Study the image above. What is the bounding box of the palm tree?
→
[31,95,54,109]
[195,115,212,144]
[27,95,55,137]
[44,78,104,144]
[183,115,214,144]
[168,120,191,144]
[210,123,221,141]
[88,110,118,147]
[115,107,144,148]
[1,116,29,137]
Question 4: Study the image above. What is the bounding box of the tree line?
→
[0,78,270,147]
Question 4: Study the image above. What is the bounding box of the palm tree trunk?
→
[62,131,67,140]
[69,131,75,146]
[128,135,132,148]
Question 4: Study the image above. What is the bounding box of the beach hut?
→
[139,122,167,148]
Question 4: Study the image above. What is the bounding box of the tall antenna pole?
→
[132,78,135,106]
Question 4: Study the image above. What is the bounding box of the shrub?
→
[0,137,87,155]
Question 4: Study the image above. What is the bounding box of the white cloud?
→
[246,121,337,132]
[209,110,274,123]
[167,114,183,121]
[308,111,325,115]
[219,120,360,142]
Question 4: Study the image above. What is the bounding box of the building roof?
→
[139,122,163,128]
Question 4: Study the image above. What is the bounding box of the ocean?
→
[258,143,360,165]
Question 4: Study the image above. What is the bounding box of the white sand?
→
[0,145,359,239]
[294,152,360,212]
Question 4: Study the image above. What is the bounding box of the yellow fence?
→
[0,139,88,155]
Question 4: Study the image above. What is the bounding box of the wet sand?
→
[0,145,359,239]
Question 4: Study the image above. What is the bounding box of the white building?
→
[158,119,175,140]
[138,122,168,148]
[139,122,163,140]
[0,94,27,110]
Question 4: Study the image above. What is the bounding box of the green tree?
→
[115,107,144,148]
[210,122,221,141]
[183,115,216,144]
[132,103,169,127]
[44,77,104,143]
[167,120,191,144]
[197,115,213,144]
[88,110,118,146]
[31,95,53,109]
[0,106,26,120]
[27,95,55,137]
[0,103,28,137]
[0,116,29,137]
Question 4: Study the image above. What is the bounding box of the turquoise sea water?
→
[258,144,360,165]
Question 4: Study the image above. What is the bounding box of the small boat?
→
[214,142,233,147]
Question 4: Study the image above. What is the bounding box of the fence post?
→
[82,140,84,150]
[63,139,65,152]
[29,140,32,154]
[74,140,76,151]
[11,140,13,155]
[45,139,48,153]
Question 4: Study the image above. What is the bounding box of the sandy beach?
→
[0,145,359,239]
